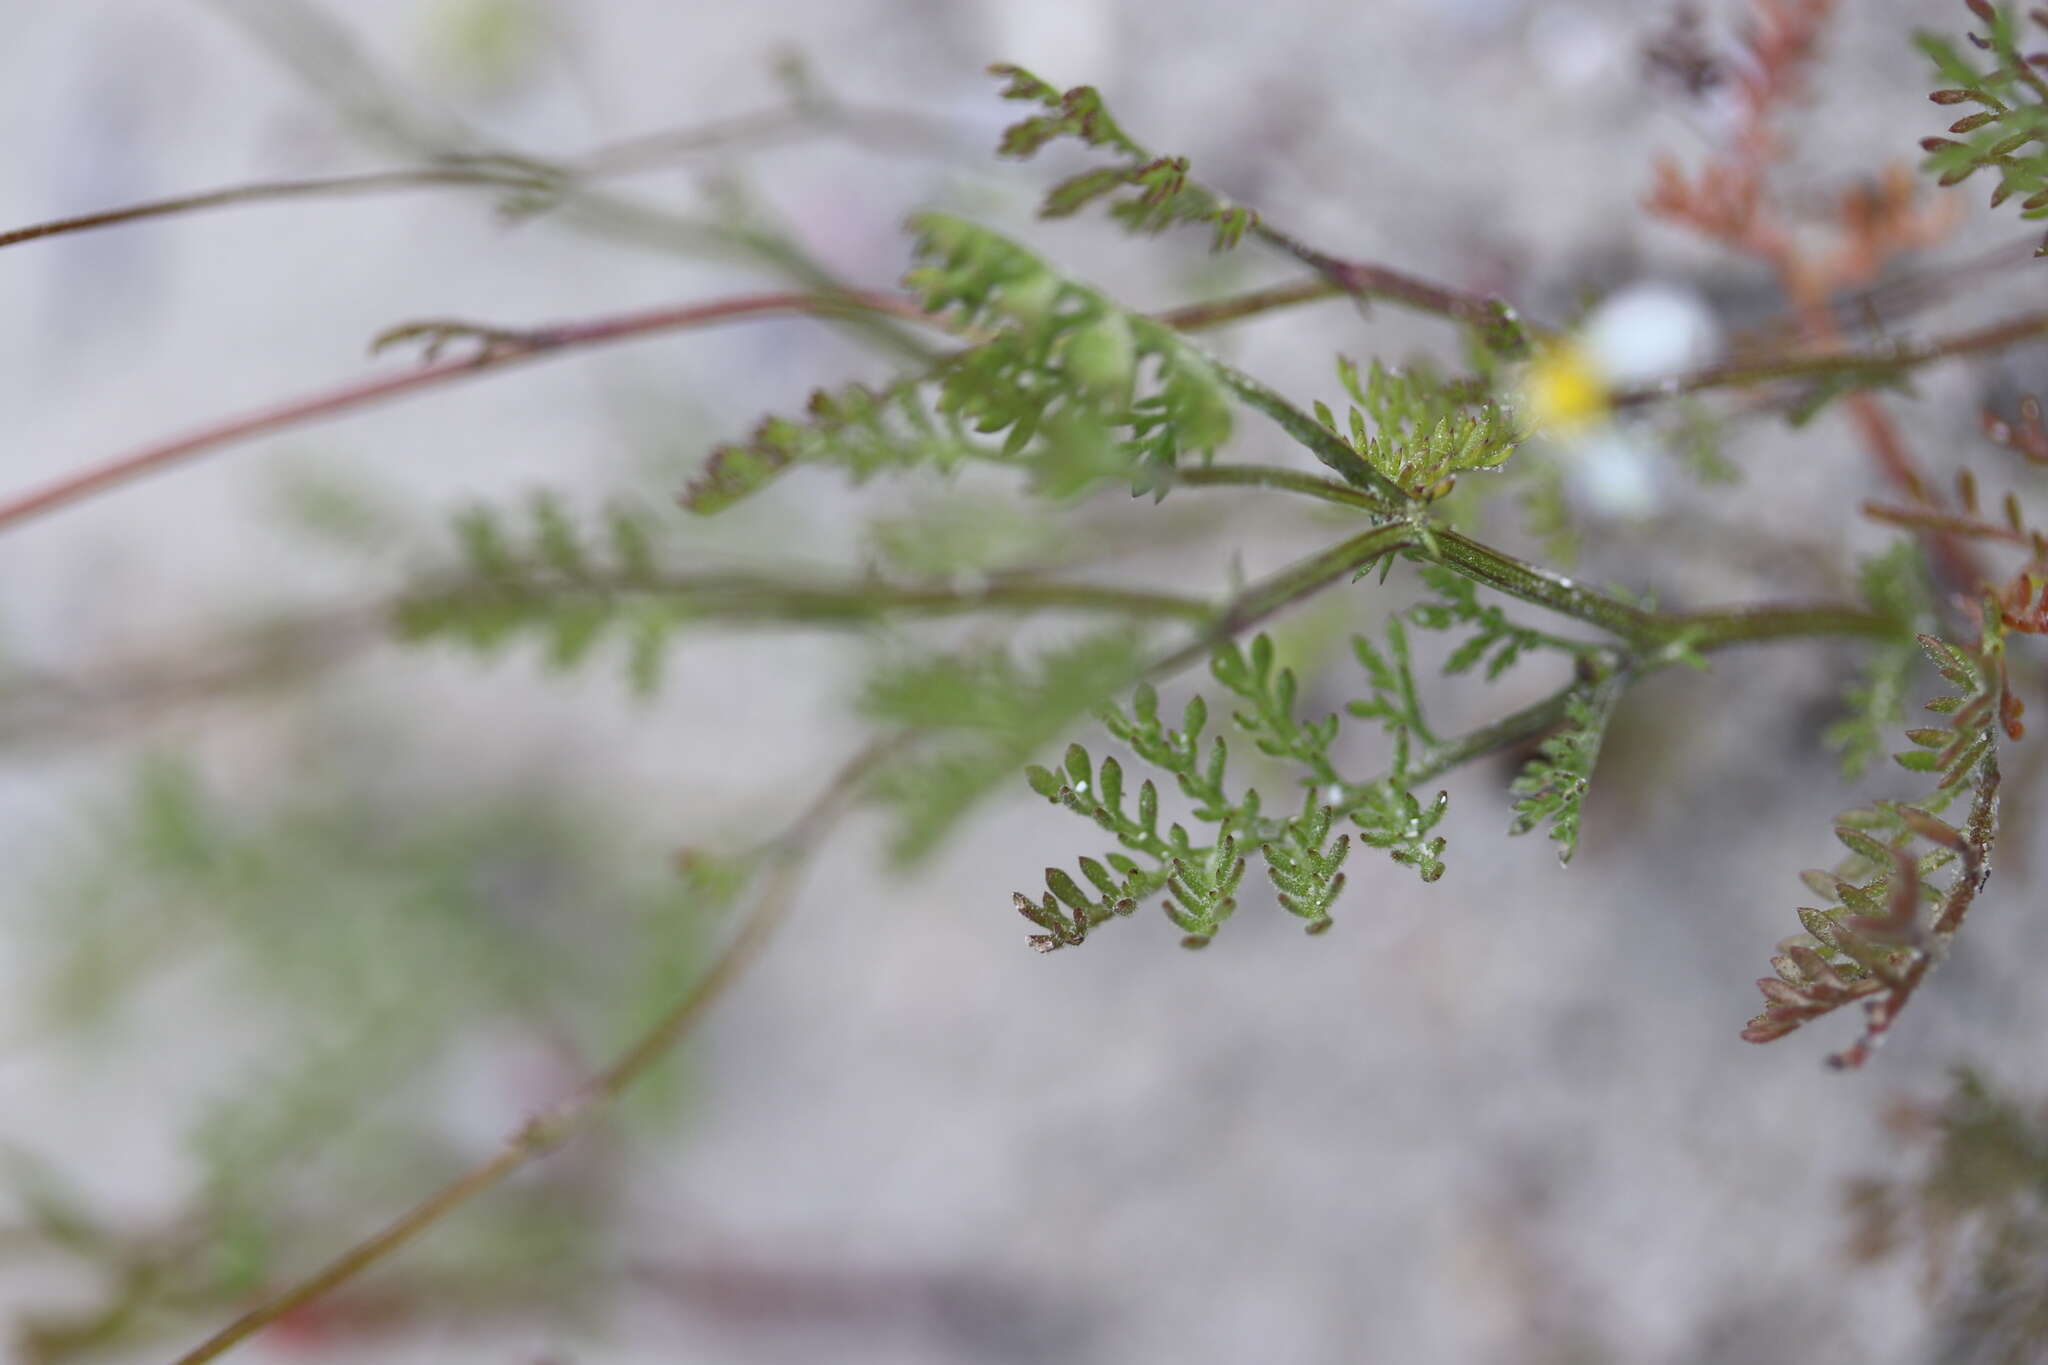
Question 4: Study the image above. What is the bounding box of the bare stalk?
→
[0,276,1361,539]
[167,735,897,1365]
[0,292,927,533]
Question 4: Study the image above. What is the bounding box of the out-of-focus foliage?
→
[1846,1069,2048,1364]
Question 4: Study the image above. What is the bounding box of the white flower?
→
[1578,284,1720,388]
[1518,283,1721,519]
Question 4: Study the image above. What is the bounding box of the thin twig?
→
[402,572,1215,626]
[1144,523,1418,679]
[0,94,962,255]
[167,735,898,1365]
[0,167,549,251]
[1174,464,1893,650]
[0,292,926,533]
[1639,0,1983,591]
[0,276,1353,539]
[1861,501,2034,547]
[1612,307,2048,408]
[1154,277,1343,331]
[1249,222,1536,351]
[572,100,968,176]
[0,605,387,753]
[0,572,1214,755]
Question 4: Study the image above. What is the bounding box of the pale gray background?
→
[1,1,2042,1362]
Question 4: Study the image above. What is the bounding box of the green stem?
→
[1172,463,1387,512]
[1176,466,1892,654]
[1245,682,1581,846]
[403,574,1217,626]
[1191,385,1674,644]
[1212,367,1406,506]
[1428,529,1660,646]
[1147,523,1417,679]
[1670,603,1895,651]
[1157,278,1344,332]
[1401,683,1580,789]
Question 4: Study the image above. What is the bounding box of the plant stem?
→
[1862,500,2034,547]
[1175,466,1893,650]
[167,735,898,1365]
[1667,602,1896,650]
[1249,223,1537,354]
[1147,523,1418,679]
[1156,278,1344,332]
[1212,365,1406,505]
[0,166,552,250]
[1171,463,1388,512]
[404,573,1217,627]
[0,292,932,534]
[0,273,1366,539]
[0,91,967,255]
[1614,308,2048,408]
[1428,529,1660,644]
[1402,683,1581,789]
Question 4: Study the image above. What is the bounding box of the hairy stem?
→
[1174,466,1892,651]
[1427,529,1659,645]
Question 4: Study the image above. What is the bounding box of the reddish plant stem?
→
[0,274,1368,537]
[1862,500,2035,547]
[1249,223,1537,351]
[1610,306,2048,408]
[0,292,925,533]
[1645,0,1984,592]
[0,168,551,251]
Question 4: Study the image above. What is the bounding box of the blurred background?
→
[3,1,2047,1361]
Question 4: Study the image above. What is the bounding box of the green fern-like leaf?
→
[683,380,983,514]
[1016,623,1463,951]
[687,215,1237,513]
[1262,793,1351,934]
[1209,633,1343,782]
[1825,542,1936,779]
[1407,563,1597,680]
[864,631,1149,863]
[988,63,1258,251]
[1310,355,1520,501]
[906,212,1235,473]
[1506,669,1626,865]
[397,495,685,694]
[1345,618,1439,748]
[1919,3,2048,255]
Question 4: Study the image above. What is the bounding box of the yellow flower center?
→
[1521,341,1610,434]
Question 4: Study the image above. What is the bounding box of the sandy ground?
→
[2,1,2044,1361]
